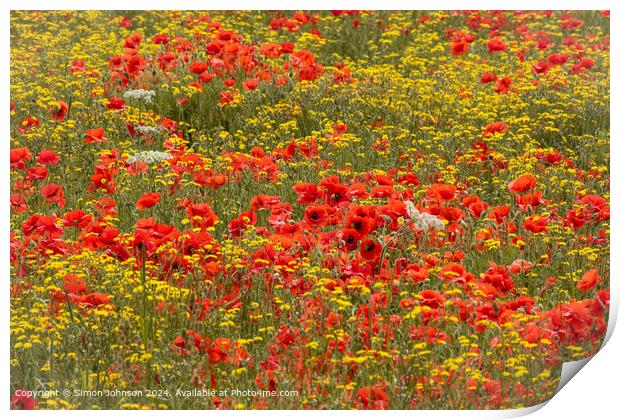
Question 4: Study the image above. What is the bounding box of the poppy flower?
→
[480,263,514,295]
[49,101,68,121]
[548,53,569,66]
[508,174,536,193]
[219,89,236,105]
[578,194,610,221]
[523,215,548,233]
[84,128,108,144]
[360,239,382,261]
[516,190,544,210]
[398,173,420,186]
[136,192,161,210]
[36,150,60,165]
[439,263,475,284]
[480,72,497,83]
[10,194,29,214]
[21,214,63,239]
[487,38,507,52]
[107,97,125,110]
[10,147,32,169]
[26,166,48,181]
[63,209,92,229]
[74,292,111,308]
[418,290,445,309]
[508,259,533,274]
[494,76,513,93]
[340,228,361,251]
[40,183,66,208]
[429,183,456,201]
[356,385,389,409]
[572,57,595,74]
[152,33,170,44]
[484,121,509,137]
[228,210,257,236]
[63,273,87,294]
[17,116,40,133]
[11,391,37,410]
[190,61,209,74]
[304,204,332,227]
[345,206,377,236]
[532,60,551,74]
[293,183,321,204]
[450,40,468,56]
[521,322,545,344]
[577,269,601,291]
[242,79,259,90]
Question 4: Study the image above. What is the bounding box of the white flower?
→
[134,125,163,135]
[123,89,156,104]
[404,201,444,231]
[126,150,172,164]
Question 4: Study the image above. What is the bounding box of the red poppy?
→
[356,385,389,409]
[228,210,257,237]
[480,72,497,83]
[74,292,111,308]
[22,214,63,239]
[63,209,92,229]
[360,239,382,261]
[242,79,259,90]
[521,322,545,344]
[304,204,331,227]
[26,166,48,181]
[136,192,161,210]
[428,183,456,201]
[107,97,125,110]
[439,263,475,284]
[484,121,509,137]
[186,203,218,228]
[18,116,40,133]
[345,205,377,236]
[340,228,361,251]
[494,76,513,94]
[11,391,37,410]
[84,128,108,144]
[190,61,209,74]
[523,215,548,233]
[450,40,468,56]
[487,38,507,52]
[293,183,321,204]
[533,60,551,74]
[418,290,445,309]
[480,263,514,295]
[152,33,170,44]
[10,147,32,169]
[36,150,60,165]
[577,269,601,291]
[40,183,66,208]
[572,57,595,74]
[508,259,533,274]
[10,194,29,214]
[516,190,544,210]
[548,53,569,66]
[63,273,87,294]
[49,101,69,121]
[508,174,536,193]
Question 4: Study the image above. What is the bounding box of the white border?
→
[2,1,617,419]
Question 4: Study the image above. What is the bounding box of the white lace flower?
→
[126,150,172,164]
[404,201,444,231]
[123,89,156,104]
[134,125,163,135]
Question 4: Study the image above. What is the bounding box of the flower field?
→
[9,10,610,410]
